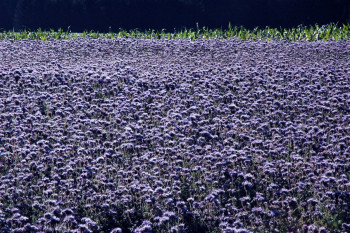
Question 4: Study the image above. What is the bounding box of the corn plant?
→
[1,23,350,41]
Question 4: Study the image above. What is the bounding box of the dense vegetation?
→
[1,24,350,41]
[0,0,349,32]
[0,36,349,232]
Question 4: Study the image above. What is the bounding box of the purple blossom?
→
[0,38,349,233]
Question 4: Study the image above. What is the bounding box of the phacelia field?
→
[0,38,349,233]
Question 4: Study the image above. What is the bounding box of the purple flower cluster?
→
[0,38,349,232]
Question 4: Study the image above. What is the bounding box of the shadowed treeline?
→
[0,0,349,32]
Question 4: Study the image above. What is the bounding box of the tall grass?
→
[0,23,349,41]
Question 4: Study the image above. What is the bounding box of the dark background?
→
[0,0,349,32]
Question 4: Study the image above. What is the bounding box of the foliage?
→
[0,0,349,31]
[0,23,350,41]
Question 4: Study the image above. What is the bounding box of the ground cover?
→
[0,37,349,232]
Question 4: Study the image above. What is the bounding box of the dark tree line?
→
[0,0,349,32]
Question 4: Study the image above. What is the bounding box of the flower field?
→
[0,38,349,232]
